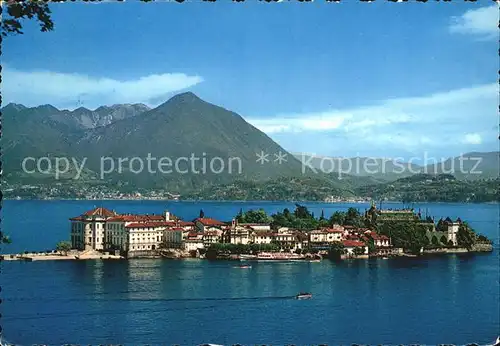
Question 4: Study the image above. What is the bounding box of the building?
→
[309,228,344,243]
[194,217,226,232]
[184,232,204,252]
[365,231,391,247]
[229,226,252,245]
[342,240,368,258]
[273,231,299,251]
[252,231,274,244]
[69,207,118,251]
[203,229,223,248]
[69,208,192,256]
[444,217,460,246]
[163,228,184,249]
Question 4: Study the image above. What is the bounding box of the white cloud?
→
[248,83,498,156]
[2,66,204,109]
[463,133,482,145]
[449,4,499,40]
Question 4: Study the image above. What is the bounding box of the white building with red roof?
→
[69,208,195,255]
[309,226,344,244]
[69,207,118,251]
[342,240,369,258]
[194,217,227,233]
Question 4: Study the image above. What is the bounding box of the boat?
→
[257,252,305,261]
[237,264,252,269]
[308,259,321,263]
[295,292,312,300]
[239,254,257,261]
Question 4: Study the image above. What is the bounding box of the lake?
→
[1,200,499,345]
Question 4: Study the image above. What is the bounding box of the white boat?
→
[234,264,252,269]
[295,292,313,300]
[257,252,305,261]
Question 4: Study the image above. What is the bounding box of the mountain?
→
[75,92,305,189]
[294,153,421,181]
[50,103,151,130]
[2,93,305,190]
[422,152,499,180]
[355,173,499,203]
[295,152,499,181]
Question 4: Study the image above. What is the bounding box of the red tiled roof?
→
[343,240,366,247]
[83,207,116,217]
[69,217,84,221]
[187,232,203,239]
[369,232,390,241]
[194,218,225,226]
[125,222,173,228]
[177,221,194,226]
[168,227,185,231]
[107,215,167,223]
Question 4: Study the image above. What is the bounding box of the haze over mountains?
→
[294,152,499,181]
[1,92,498,193]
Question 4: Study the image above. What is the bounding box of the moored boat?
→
[257,252,305,261]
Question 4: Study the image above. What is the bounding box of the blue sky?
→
[2,1,498,161]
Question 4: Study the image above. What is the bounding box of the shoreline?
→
[3,197,499,205]
[1,245,493,263]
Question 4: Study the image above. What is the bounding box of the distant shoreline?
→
[2,198,499,204]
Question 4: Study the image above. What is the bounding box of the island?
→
[1,203,493,262]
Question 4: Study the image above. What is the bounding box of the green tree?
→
[456,223,476,250]
[56,241,72,256]
[199,209,205,218]
[329,211,346,225]
[366,237,376,254]
[239,209,271,224]
[440,235,448,245]
[328,241,345,260]
[431,235,439,246]
[2,1,54,36]
[344,207,363,227]
[1,231,12,244]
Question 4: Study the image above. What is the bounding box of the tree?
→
[319,209,325,221]
[366,238,376,254]
[344,207,362,227]
[431,235,439,246]
[456,223,476,250]
[1,231,12,244]
[329,211,346,225]
[199,209,205,218]
[56,241,72,256]
[440,235,448,245]
[328,241,345,260]
[239,209,271,224]
[2,1,54,36]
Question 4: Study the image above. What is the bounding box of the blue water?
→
[1,200,499,345]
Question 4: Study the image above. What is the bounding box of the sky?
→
[2,1,498,161]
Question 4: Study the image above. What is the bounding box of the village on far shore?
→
[1,203,493,262]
